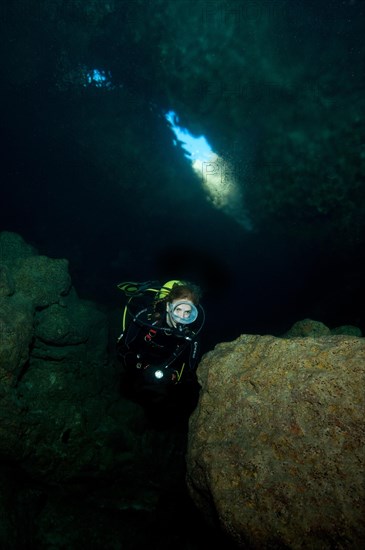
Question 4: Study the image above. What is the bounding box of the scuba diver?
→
[116,280,205,412]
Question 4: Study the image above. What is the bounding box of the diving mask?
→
[168,300,198,325]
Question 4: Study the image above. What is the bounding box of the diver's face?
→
[172,300,192,320]
[166,298,193,327]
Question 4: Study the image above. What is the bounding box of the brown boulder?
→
[186,334,365,549]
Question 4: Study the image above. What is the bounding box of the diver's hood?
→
[168,300,198,325]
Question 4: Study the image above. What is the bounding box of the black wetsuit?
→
[117,298,204,403]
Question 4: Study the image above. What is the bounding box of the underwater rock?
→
[282,318,363,338]
[0,231,126,481]
[0,230,36,260]
[282,318,331,337]
[0,293,34,385]
[187,333,365,549]
[11,255,72,308]
[331,324,363,337]
[283,319,362,338]
[0,265,15,297]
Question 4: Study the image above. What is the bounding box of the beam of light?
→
[165,111,253,230]
[165,111,214,162]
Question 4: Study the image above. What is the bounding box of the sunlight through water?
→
[165,111,253,230]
